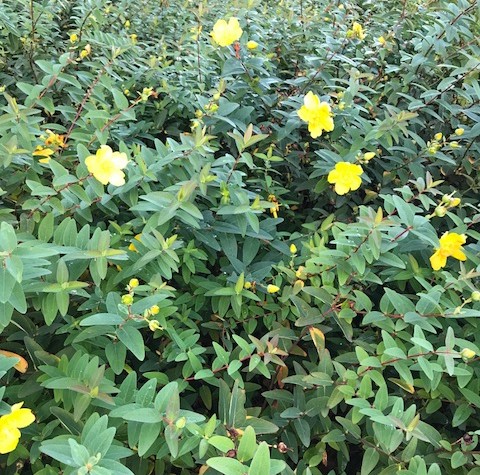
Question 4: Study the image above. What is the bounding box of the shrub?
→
[0,0,479,474]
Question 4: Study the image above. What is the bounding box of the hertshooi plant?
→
[0,0,479,474]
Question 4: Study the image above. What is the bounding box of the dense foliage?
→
[0,0,479,474]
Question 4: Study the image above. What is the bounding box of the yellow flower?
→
[128,233,142,252]
[267,284,280,294]
[429,232,467,271]
[434,132,443,141]
[210,18,243,47]
[378,36,386,45]
[70,33,78,43]
[455,128,464,136]
[33,146,54,163]
[327,162,363,195]
[44,130,65,148]
[298,91,334,138]
[347,22,366,40]
[247,40,258,50]
[450,197,461,207]
[0,402,35,454]
[129,278,139,288]
[267,194,279,218]
[85,145,128,186]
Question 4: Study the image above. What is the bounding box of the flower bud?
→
[471,291,480,302]
[149,305,160,315]
[363,152,375,161]
[267,284,280,294]
[70,33,78,43]
[290,244,297,254]
[449,197,461,207]
[434,132,443,141]
[441,195,451,204]
[455,128,464,136]
[247,40,258,50]
[460,348,476,359]
[121,294,133,305]
[175,417,186,429]
[244,281,252,289]
[148,319,161,331]
[450,141,460,149]
[434,205,447,217]
[129,278,139,288]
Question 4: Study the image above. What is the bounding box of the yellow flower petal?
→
[5,403,35,428]
[429,250,445,270]
[0,422,20,454]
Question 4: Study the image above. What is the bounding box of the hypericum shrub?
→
[0,0,479,474]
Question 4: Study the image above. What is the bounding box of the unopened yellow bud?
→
[434,205,447,217]
[363,152,375,161]
[130,34,138,43]
[124,20,130,28]
[129,278,139,288]
[70,33,78,43]
[267,284,280,294]
[295,266,306,279]
[434,133,443,141]
[244,282,252,289]
[441,194,451,204]
[449,197,461,207]
[149,319,161,331]
[471,291,480,302]
[455,128,464,136]
[175,417,187,429]
[247,40,258,50]
[150,305,160,315]
[460,348,476,359]
[121,294,134,305]
[290,244,297,254]
[378,36,386,45]
[450,141,460,149]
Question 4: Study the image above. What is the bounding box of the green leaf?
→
[451,451,468,469]
[117,326,145,360]
[237,426,257,462]
[248,442,270,475]
[207,457,247,475]
[361,447,380,475]
[105,341,126,375]
[81,313,124,326]
[208,436,235,453]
